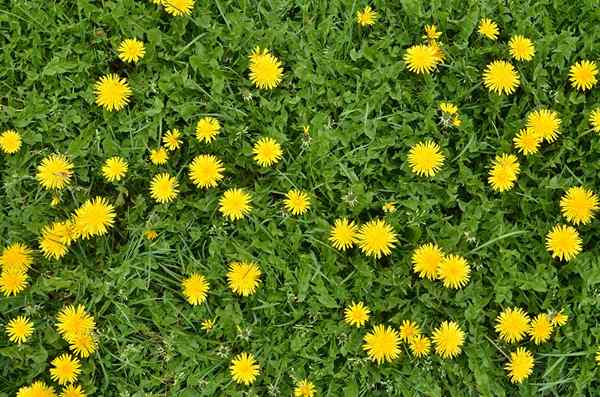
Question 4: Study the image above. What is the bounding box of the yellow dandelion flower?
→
[188,154,224,189]
[66,332,97,358]
[144,230,158,241]
[529,313,553,345]
[437,254,470,289]
[294,379,316,397]
[230,352,260,385]
[284,189,311,215]
[150,173,179,204]
[560,186,599,225]
[60,384,86,397]
[39,221,74,260]
[118,38,145,63]
[545,224,582,261]
[488,153,520,192]
[328,218,358,251]
[356,6,377,27]
[589,108,600,133]
[249,47,283,90]
[0,242,32,273]
[227,261,261,296]
[56,305,95,339]
[478,18,499,40]
[163,0,194,16]
[36,153,74,190]
[356,219,397,259]
[569,60,598,91]
[451,116,461,127]
[0,129,22,154]
[101,156,127,182]
[409,335,431,358]
[407,140,445,177]
[399,320,421,342]
[424,24,442,41]
[253,137,283,167]
[219,188,252,221]
[150,147,168,165]
[51,195,61,207]
[344,302,370,327]
[483,60,520,95]
[181,273,209,305]
[495,307,530,343]
[50,354,81,385]
[94,74,132,111]
[551,310,568,327]
[432,321,464,359]
[18,381,56,397]
[429,40,446,64]
[513,128,542,155]
[72,197,116,239]
[439,101,458,115]
[411,243,444,280]
[162,129,182,151]
[195,117,221,143]
[508,35,535,61]
[362,324,400,364]
[382,201,397,213]
[505,347,534,384]
[6,315,34,344]
[0,270,28,296]
[526,109,561,143]
[201,318,215,332]
[404,44,439,74]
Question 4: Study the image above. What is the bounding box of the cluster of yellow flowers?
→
[328,218,397,258]
[411,244,471,289]
[494,308,568,383]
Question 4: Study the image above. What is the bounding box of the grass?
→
[1,0,600,395]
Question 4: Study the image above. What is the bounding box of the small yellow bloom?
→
[411,243,444,280]
[488,153,520,192]
[505,347,534,384]
[230,352,260,385]
[163,0,194,16]
[144,230,158,240]
[149,173,179,204]
[5,316,34,344]
[424,24,442,41]
[118,38,145,63]
[437,254,470,289]
[409,335,431,358]
[195,117,221,143]
[356,6,377,27]
[249,47,283,90]
[362,324,401,364]
[162,129,182,151]
[344,302,370,327]
[382,201,397,213]
[551,310,568,327]
[478,18,499,40]
[253,137,283,167]
[589,108,600,133]
[36,153,74,190]
[283,189,311,215]
[528,313,553,345]
[188,154,224,189]
[439,101,458,115]
[0,129,22,154]
[101,156,128,182]
[432,320,464,359]
[329,218,358,251]
[150,147,168,165]
[560,186,598,225]
[399,320,421,342]
[181,273,209,305]
[404,44,439,74]
[227,261,261,296]
[219,188,252,221]
[407,140,445,177]
[526,109,561,143]
[545,224,582,261]
[94,74,132,111]
[294,379,317,397]
[508,35,535,61]
[0,270,28,296]
[201,318,215,332]
[0,242,33,273]
[569,60,598,91]
[50,353,81,385]
[513,128,542,155]
[483,60,520,95]
[495,307,530,343]
[356,219,397,259]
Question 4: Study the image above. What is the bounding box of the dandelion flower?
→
[488,153,520,192]
[382,201,396,213]
[344,302,370,327]
[162,129,182,151]
[294,379,316,397]
[0,129,22,154]
[439,102,458,115]
[67,332,97,358]
[37,154,74,190]
[201,318,215,332]
[230,352,260,385]
[249,47,283,90]
[526,109,561,143]
[61,384,86,397]
[6,316,34,344]
[569,60,598,91]
[94,74,132,111]
[432,321,464,359]
[399,320,421,342]
[560,186,598,225]
[188,154,224,188]
[545,224,582,261]
[410,335,431,358]
[552,310,568,327]
[424,24,442,41]
[163,0,194,16]
[150,173,179,204]
[18,381,56,397]
[407,140,445,177]
[513,128,541,155]
[411,243,444,280]
[0,243,32,273]
[219,188,252,221]
[356,6,377,27]
[50,354,81,385]
[227,261,261,296]
[483,60,520,95]
[508,35,535,61]
[283,189,311,215]
[253,137,283,167]
[495,307,530,343]
[529,313,553,345]
[56,305,95,339]
[150,147,168,165]
[437,254,470,289]
[506,347,534,384]
[329,218,358,251]
[39,221,74,260]
[478,18,499,40]
[118,38,145,63]
[0,270,28,296]
[404,44,439,74]
[145,230,158,241]
[195,117,221,143]
[590,108,600,133]
[72,197,116,239]
[101,156,127,182]
[362,324,401,364]
[356,219,397,259]
[182,273,209,305]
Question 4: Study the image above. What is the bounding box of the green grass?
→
[2,0,600,395]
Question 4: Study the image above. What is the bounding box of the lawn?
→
[1,0,600,396]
